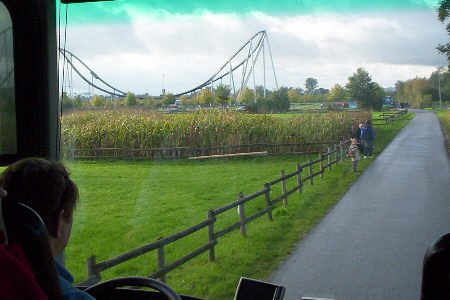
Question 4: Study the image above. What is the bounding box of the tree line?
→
[61,65,447,113]
[395,69,449,108]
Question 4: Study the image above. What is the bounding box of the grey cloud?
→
[62,10,446,95]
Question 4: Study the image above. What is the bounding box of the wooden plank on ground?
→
[188,151,268,160]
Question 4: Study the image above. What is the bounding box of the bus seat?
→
[0,243,47,299]
[421,233,450,300]
[0,198,63,300]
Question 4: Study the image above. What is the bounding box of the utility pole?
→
[438,55,442,109]
[162,74,165,95]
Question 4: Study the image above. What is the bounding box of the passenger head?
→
[359,123,363,129]
[0,158,78,256]
[366,119,372,125]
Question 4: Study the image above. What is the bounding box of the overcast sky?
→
[58,0,447,96]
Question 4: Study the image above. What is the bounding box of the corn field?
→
[61,109,371,158]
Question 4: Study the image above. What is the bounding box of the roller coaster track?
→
[59,48,127,97]
[60,30,278,99]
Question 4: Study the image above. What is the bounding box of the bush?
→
[91,95,105,108]
[124,92,138,107]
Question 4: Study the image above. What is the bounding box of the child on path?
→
[347,138,360,172]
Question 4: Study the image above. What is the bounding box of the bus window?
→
[0,2,16,155]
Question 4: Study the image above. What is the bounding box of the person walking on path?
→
[361,119,375,158]
[347,138,360,172]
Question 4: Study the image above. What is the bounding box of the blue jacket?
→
[361,124,375,140]
[55,261,96,300]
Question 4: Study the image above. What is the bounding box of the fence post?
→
[327,147,331,171]
[308,158,313,185]
[238,192,246,236]
[280,170,288,205]
[296,164,302,193]
[334,144,338,165]
[340,142,344,162]
[264,184,273,221]
[319,153,324,178]
[157,238,166,282]
[87,255,99,280]
[207,210,215,262]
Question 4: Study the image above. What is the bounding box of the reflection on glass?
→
[0,2,16,155]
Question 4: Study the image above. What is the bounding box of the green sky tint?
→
[60,0,440,24]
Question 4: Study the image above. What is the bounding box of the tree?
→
[437,0,450,67]
[255,85,266,98]
[60,92,74,110]
[124,92,138,107]
[237,87,255,104]
[329,84,347,102]
[215,84,231,105]
[179,95,189,105]
[305,77,318,94]
[372,82,386,109]
[287,88,300,103]
[73,95,82,109]
[345,68,378,108]
[270,87,290,112]
[163,93,176,105]
[91,95,104,108]
[198,89,214,105]
[143,96,156,107]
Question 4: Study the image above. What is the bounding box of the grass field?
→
[434,109,449,135]
[59,112,414,299]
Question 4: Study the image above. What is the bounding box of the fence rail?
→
[63,141,342,160]
[373,109,408,125]
[79,139,351,286]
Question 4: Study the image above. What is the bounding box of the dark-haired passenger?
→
[0,158,95,300]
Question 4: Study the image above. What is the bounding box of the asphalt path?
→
[269,110,450,300]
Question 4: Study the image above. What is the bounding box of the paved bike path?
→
[269,110,450,300]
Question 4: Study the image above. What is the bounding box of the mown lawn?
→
[61,111,414,299]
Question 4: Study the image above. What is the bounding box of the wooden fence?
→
[372,109,408,125]
[80,139,350,286]
[63,141,340,160]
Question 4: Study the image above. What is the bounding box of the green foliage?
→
[394,73,449,108]
[197,89,214,105]
[255,85,266,99]
[91,95,105,108]
[215,84,231,105]
[179,95,189,105]
[238,87,255,105]
[163,93,176,105]
[266,87,290,112]
[124,92,138,107]
[74,95,82,109]
[61,110,370,152]
[372,82,386,109]
[113,99,123,107]
[60,92,74,111]
[305,77,318,94]
[142,96,156,107]
[287,88,300,103]
[329,84,347,102]
[345,67,379,108]
[437,0,450,67]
